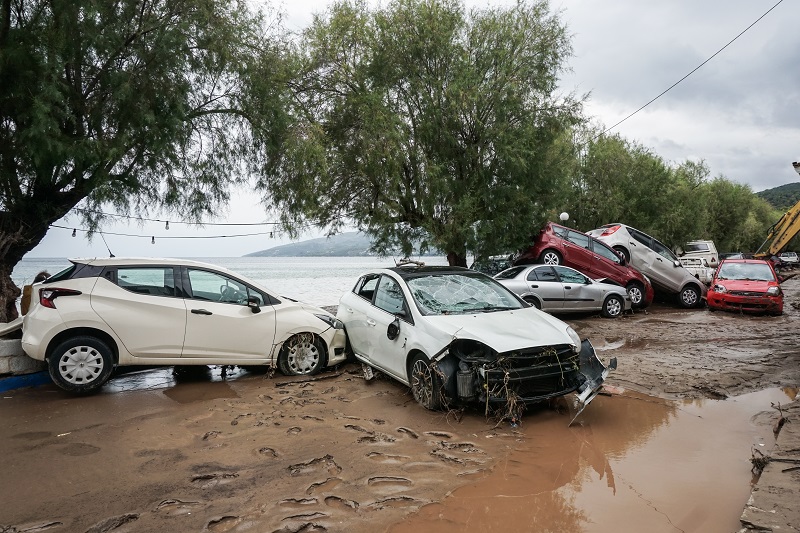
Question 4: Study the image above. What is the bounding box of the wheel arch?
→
[46,328,120,364]
[277,331,330,367]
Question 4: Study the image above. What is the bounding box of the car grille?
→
[482,344,581,403]
[729,290,766,297]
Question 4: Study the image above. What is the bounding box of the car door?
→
[554,266,597,311]
[338,274,380,360]
[650,239,685,292]
[527,266,563,311]
[626,228,656,276]
[363,274,412,381]
[561,229,594,273]
[91,266,187,358]
[181,267,277,359]
[589,238,626,282]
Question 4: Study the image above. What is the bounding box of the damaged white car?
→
[337,265,615,418]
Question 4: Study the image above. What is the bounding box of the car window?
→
[354,274,380,302]
[629,228,651,247]
[187,269,255,304]
[407,273,522,315]
[495,266,527,280]
[374,276,407,315]
[592,239,622,264]
[652,240,677,261]
[566,230,590,250]
[532,266,558,282]
[116,267,175,297]
[551,224,568,238]
[554,266,588,284]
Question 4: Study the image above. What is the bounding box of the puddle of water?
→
[390,388,792,533]
[101,366,254,402]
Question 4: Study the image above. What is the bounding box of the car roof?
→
[389,265,477,279]
[68,257,240,273]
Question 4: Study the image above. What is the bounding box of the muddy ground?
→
[1,280,799,533]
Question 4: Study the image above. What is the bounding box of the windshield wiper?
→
[463,305,516,313]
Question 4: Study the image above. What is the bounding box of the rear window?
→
[685,243,710,253]
[495,266,526,280]
[116,267,176,297]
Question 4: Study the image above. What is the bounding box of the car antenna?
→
[100,232,115,258]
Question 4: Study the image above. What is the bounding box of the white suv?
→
[22,258,347,393]
[587,224,706,308]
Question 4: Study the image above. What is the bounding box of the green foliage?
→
[258,0,580,265]
[756,182,800,209]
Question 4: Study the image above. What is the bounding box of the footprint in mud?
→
[397,427,419,439]
[365,451,410,464]
[289,455,342,476]
[287,426,302,435]
[430,441,487,466]
[11,431,52,440]
[301,415,324,422]
[306,477,342,495]
[367,476,413,493]
[281,512,329,522]
[191,472,239,489]
[401,461,446,473]
[59,443,100,456]
[424,431,453,439]
[366,496,422,510]
[344,424,370,433]
[372,419,386,425]
[207,515,241,532]
[154,499,203,516]
[321,386,337,394]
[257,447,279,458]
[84,513,138,533]
[274,523,328,533]
[231,413,257,426]
[324,496,359,512]
[358,433,396,444]
[203,431,222,440]
[6,521,62,531]
[279,498,318,509]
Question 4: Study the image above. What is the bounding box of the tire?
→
[539,249,562,265]
[602,294,624,318]
[678,285,700,308]
[278,334,326,376]
[613,246,630,263]
[48,336,114,394]
[626,281,645,308]
[408,353,442,410]
[523,296,541,309]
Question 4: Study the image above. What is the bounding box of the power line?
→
[53,224,277,240]
[71,207,280,227]
[602,0,785,136]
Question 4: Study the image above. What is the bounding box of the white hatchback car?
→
[22,258,347,393]
[588,224,707,308]
[337,265,615,413]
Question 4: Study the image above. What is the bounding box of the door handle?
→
[345,307,354,313]
[366,319,376,326]
[530,284,539,288]
[191,309,213,315]
[564,286,572,290]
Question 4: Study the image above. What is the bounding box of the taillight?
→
[39,288,82,309]
[601,225,621,237]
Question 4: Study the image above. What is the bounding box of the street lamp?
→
[793,161,800,176]
[559,212,569,222]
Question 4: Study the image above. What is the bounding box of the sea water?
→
[12,256,450,308]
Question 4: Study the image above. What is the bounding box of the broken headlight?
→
[449,339,497,362]
[566,327,581,353]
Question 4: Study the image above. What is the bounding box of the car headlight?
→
[315,313,344,329]
[712,284,727,293]
[566,326,581,352]
[766,286,782,296]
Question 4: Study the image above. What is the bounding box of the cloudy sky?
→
[27,0,800,258]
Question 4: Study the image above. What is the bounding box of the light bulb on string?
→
[151,236,155,244]
[165,221,169,230]
[72,229,77,237]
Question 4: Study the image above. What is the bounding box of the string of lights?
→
[70,207,280,227]
[53,224,277,241]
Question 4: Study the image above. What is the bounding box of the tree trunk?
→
[447,251,468,267]
[0,263,20,323]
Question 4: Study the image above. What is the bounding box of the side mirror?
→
[247,296,261,314]
[673,260,681,268]
[387,317,400,340]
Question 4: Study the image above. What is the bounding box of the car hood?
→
[714,279,777,291]
[424,308,573,353]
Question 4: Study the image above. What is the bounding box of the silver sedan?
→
[495,265,631,318]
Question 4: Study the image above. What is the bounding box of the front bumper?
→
[707,292,783,314]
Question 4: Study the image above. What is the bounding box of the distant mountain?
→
[246,232,376,257]
[756,182,800,209]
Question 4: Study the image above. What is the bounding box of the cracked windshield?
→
[408,274,522,315]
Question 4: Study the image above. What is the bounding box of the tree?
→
[0,0,288,321]
[258,0,581,266]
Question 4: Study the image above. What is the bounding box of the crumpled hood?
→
[425,308,574,353]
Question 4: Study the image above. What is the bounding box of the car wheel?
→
[48,336,114,394]
[278,334,326,376]
[613,246,630,263]
[602,294,624,318]
[523,296,541,309]
[408,353,442,410]
[679,285,700,308]
[539,249,562,265]
[626,281,645,308]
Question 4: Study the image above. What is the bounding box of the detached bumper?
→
[575,339,616,407]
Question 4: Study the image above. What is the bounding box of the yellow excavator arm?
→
[755,162,800,258]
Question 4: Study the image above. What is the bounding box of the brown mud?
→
[1,280,799,532]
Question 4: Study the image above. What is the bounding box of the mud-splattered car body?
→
[707,259,783,315]
[337,266,615,415]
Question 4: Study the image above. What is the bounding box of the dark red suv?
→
[514,222,654,308]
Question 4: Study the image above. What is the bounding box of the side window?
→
[592,240,622,264]
[116,267,175,297]
[187,269,250,305]
[566,230,590,250]
[551,225,568,238]
[554,266,588,284]
[533,266,558,282]
[629,229,651,248]
[373,276,406,315]
[355,275,380,302]
[652,240,677,261]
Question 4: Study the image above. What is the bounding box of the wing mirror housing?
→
[247,296,261,314]
[387,317,400,340]
[673,260,681,268]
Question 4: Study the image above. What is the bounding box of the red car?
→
[707,259,783,315]
[515,222,654,308]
